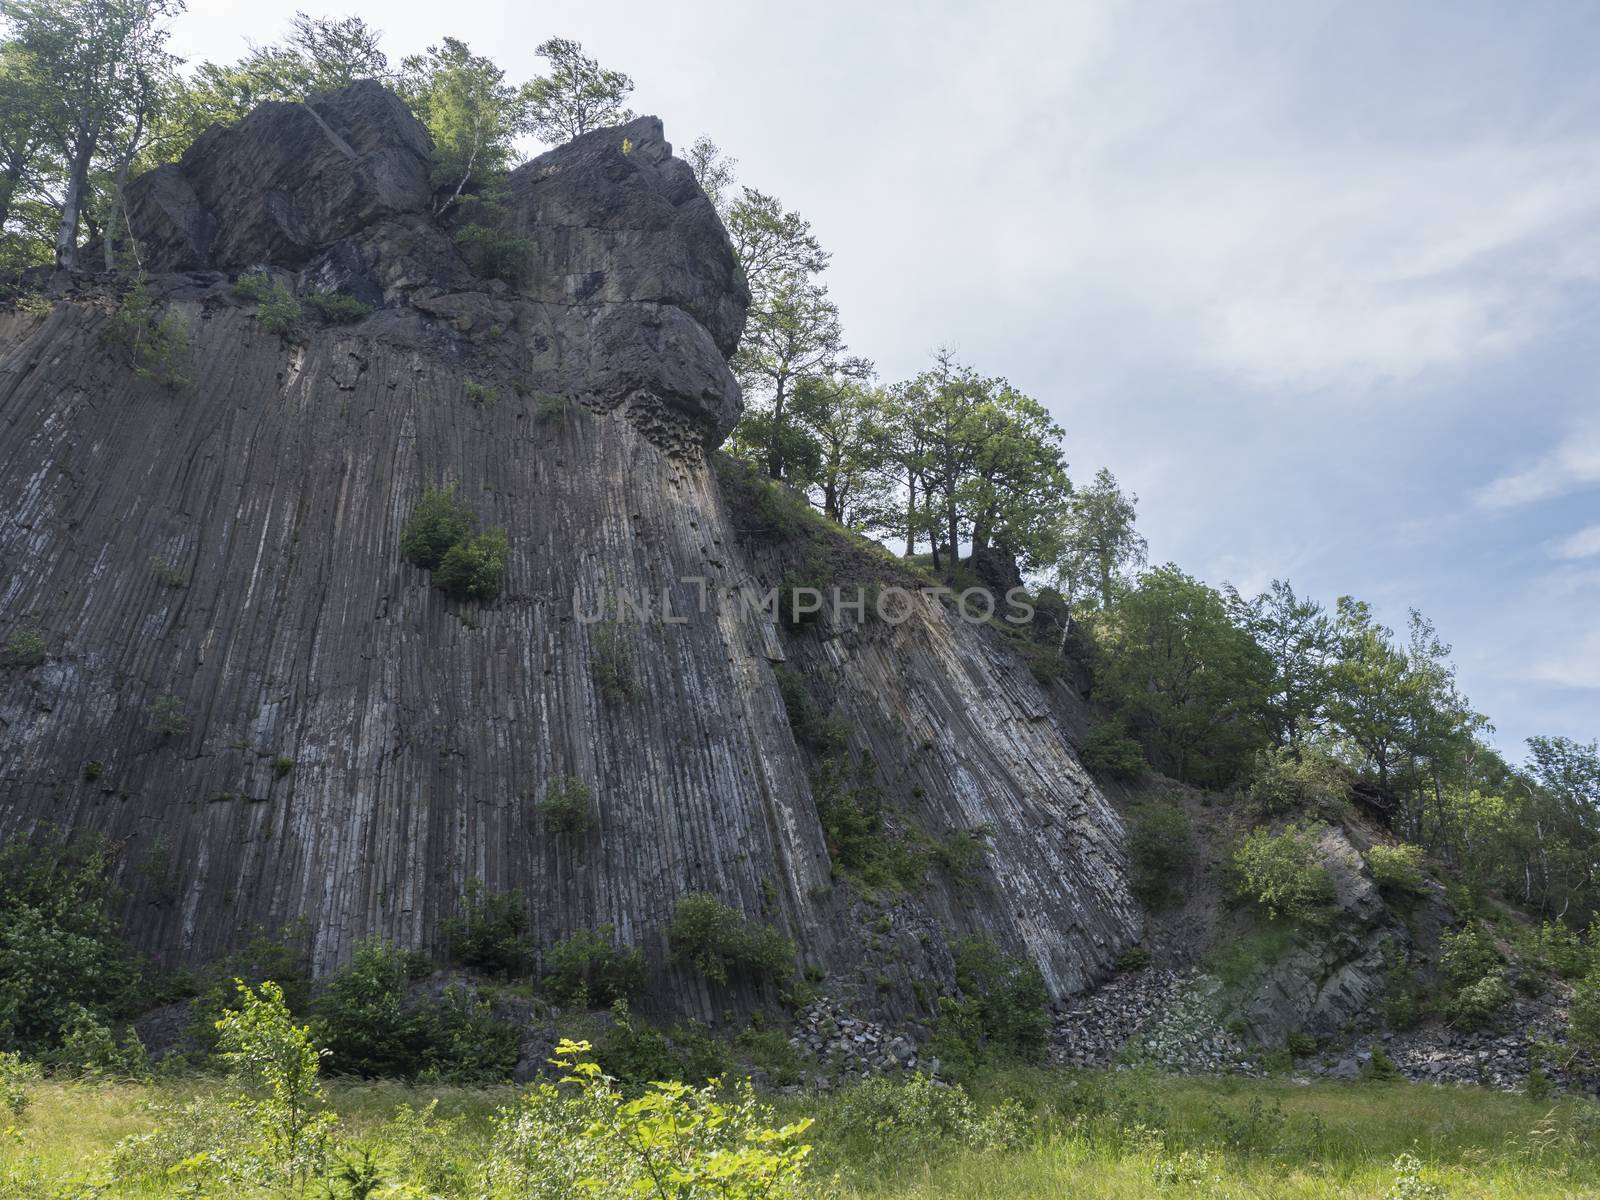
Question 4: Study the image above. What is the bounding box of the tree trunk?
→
[54,135,96,270]
[903,478,917,556]
[765,376,789,479]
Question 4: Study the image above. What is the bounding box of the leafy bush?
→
[1230,822,1335,920]
[539,776,594,835]
[441,879,532,976]
[1439,971,1512,1029]
[1439,925,1501,988]
[1520,920,1589,980]
[1362,1043,1400,1081]
[737,1025,808,1086]
[302,289,373,322]
[216,981,337,1193]
[3,625,45,665]
[454,223,535,284]
[1125,802,1195,908]
[434,528,509,600]
[1380,937,1421,1031]
[1570,966,1600,1052]
[272,754,295,779]
[110,276,192,391]
[774,664,849,753]
[667,893,794,986]
[400,483,476,570]
[465,377,497,406]
[831,1073,1028,1163]
[591,618,637,702]
[931,935,1048,1074]
[1242,744,1349,817]
[311,938,431,1077]
[545,925,645,1008]
[147,690,190,736]
[1366,842,1426,893]
[484,1039,813,1199]
[414,981,519,1084]
[53,1004,151,1080]
[0,1050,41,1116]
[233,271,301,335]
[536,392,567,422]
[186,923,312,1054]
[0,836,142,1054]
[1079,721,1147,781]
[812,757,925,890]
[931,826,991,885]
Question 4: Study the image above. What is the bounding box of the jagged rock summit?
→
[0,83,1138,1022]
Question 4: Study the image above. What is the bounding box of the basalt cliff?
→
[0,82,1140,1020]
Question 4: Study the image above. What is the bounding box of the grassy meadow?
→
[6,1066,1600,1199]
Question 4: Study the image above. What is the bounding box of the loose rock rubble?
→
[791,998,931,1084]
[1051,967,1191,1067]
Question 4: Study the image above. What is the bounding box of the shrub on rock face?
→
[1242,743,1349,818]
[667,893,793,986]
[1125,802,1195,908]
[233,271,301,335]
[545,925,645,1008]
[110,276,193,392]
[400,484,476,571]
[442,880,532,977]
[454,223,534,285]
[1229,822,1336,920]
[539,777,594,835]
[434,529,509,600]
[1079,721,1147,782]
[1437,925,1511,1029]
[1365,842,1426,894]
[930,935,1048,1074]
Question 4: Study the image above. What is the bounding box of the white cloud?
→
[1532,631,1600,689]
[1475,425,1600,510]
[1550,523,1600,560]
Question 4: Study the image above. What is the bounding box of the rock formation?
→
[0,82,1139,1020]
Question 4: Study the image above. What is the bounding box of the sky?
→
[168,0,1600,758]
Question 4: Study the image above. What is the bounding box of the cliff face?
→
[0,83,1138,1018]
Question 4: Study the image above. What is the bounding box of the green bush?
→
[539,776,594,835]
[667,893,794,986]
[110,276,192,391]
[187,923,312,1054]
[311,938,432,1077]
[465,378,497,406]
[415,982,519,1084]
[931,935,1048,1074]
[591,618,637,703]
[1520,920,1589,980]
[1570,966,1600,1052]
[812,757,925,890]
[1440,971,1512,1029]
[1079,721,1147,781]
[545,925,645,1008]
[434,528,509,600]
[931,826,992,885]
[0,1050,41,1116]
[1380,937,1421,1031]
[1362,1043,1400,1081]
[233,270,300,335]
[774,664,849,752]
[1230,822,1335,920]
[0,836,142,1054]
[302,289,372,323]
[3,625,46,665]
[52,1003,151,1080]
[1366,842,1426,893]
[454,223,535,284]
[737,1025,808,1086]
[400,483,476,571]
[1242,744,1349,817]
[831,1073,1029,1163]
[441,879,532,977]
[272,754,295,779]
[1125,802,1195,908]
[1439,925,1501,987]
[485,1038,812,1197]
[147,690,190,736]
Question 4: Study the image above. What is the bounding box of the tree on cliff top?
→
[398,37,526,213]
[521,36,634,144]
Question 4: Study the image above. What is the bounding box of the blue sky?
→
[172,1,1600,757]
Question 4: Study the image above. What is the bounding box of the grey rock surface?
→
[0,84,1139,1023]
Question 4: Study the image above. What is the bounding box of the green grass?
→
[6,1066,1599,1198]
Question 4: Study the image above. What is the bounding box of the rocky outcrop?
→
[0,83,1139,1022]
